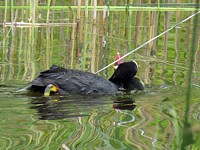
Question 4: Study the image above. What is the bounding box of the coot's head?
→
[109,52,144,91]
[109,60,138,87]
[113,61,138,80]
[113,52,138,78]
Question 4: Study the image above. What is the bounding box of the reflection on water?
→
[113,96,136,111]
[30,95,136,120]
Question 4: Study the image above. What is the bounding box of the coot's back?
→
[29,65,118,95]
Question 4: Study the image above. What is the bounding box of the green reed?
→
[1,5,200,11]
[185,1,200,123]
[180,1,200,149]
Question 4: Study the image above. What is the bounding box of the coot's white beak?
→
[114,65,118,70]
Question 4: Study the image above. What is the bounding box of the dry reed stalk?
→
[91,0,97,73]
[173,9,182,83]
[127,1,133,53]
[30,0,37,80]
[59,0,66,67]
[22,1,29,80]
[16,27,23,80]
[1,0,8,81]
[79,1,84,44]
[124,1,133,54]
[26,2,32,80]
[162,9,171,80]
[4,22,76,27]
[104,0,110,73]
[175,2,182,55]
[102,5,107,22]
[95,0,104,72]
[133,11,142,47]
[124,1,129,53]
[70,14,76,68]
[6,0,14,79]
[46,0,51,69]
[76,0,81,67]
[50,0,56,67]
[184,12,192,52]
[16,0,25,80]
[143,11,151,84]
[163,11,170,60]
[114,8,121,53]
[148,12,156,50]
[152,12,158,57]
[82,0,88,70]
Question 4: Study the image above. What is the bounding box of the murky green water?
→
[0,80,200,149]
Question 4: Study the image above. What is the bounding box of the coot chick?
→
[18,61,141,96]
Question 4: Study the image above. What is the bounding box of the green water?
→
[0,80,200,149]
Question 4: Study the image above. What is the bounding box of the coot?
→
[18,61,144,96]
[109,61,144,91]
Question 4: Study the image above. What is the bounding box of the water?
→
[0,80,200,149]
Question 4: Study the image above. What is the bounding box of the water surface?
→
[0,80,200,149]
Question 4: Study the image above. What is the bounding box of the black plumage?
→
[19,61,144,96]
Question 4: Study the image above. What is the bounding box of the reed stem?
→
[82,0,88,70]
[1,5,199,11]
[91,0,97,73]
[1,0,8,81]
[45,0,51,69]
[6,0,14,79]
[30,0,36,80]
[76,0,81,67]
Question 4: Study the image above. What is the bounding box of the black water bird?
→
[17,61,144,96]
[109,61,144,91]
